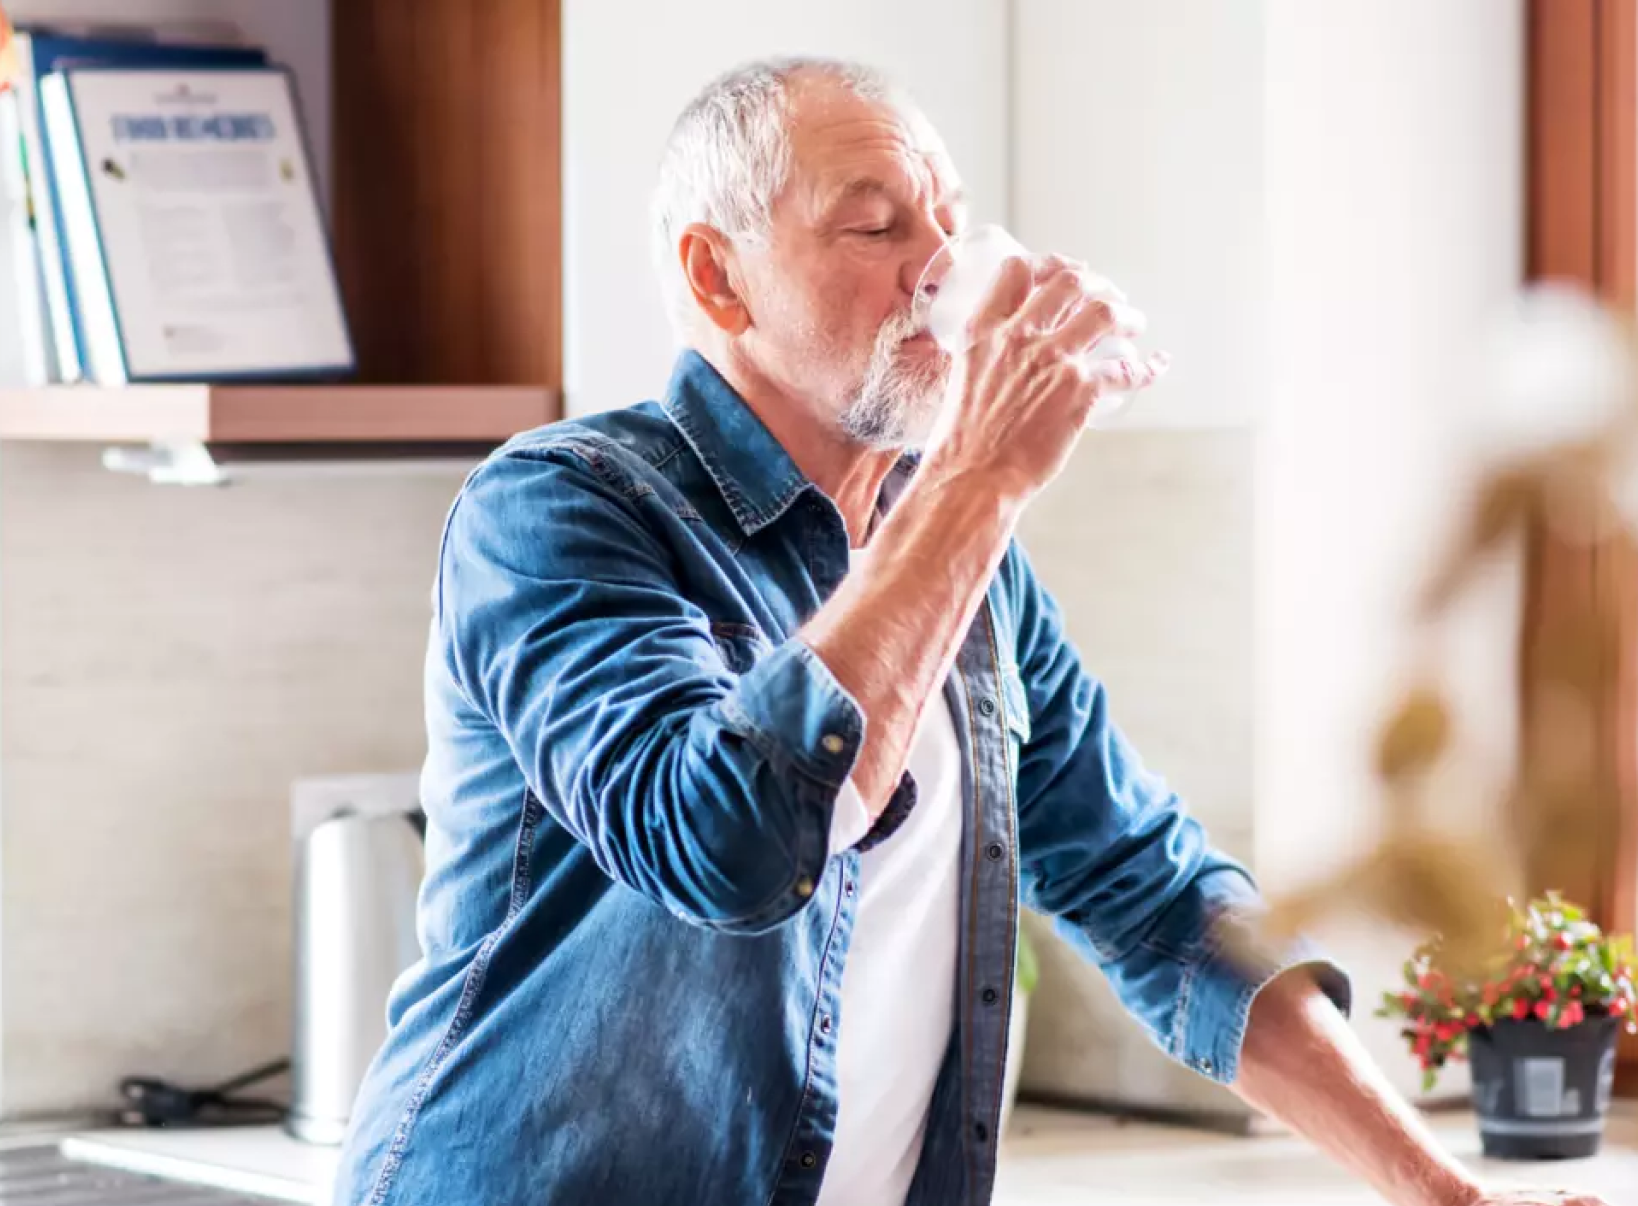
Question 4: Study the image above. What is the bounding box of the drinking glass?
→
[911,224,1147,427]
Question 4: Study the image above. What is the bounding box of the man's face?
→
[736,79,966,450]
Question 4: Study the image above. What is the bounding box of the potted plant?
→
[1378,892,1636,1160]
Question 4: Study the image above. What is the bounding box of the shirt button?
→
[981,987,999,1005]
[986,843,1004,862]
[978,697,997,717]
[794,876,815,899]
[800,1151,817,1169]
[820,1014,833,1034]
[844,880,857,897]
[821,733,846,754]
[1198,1057,1214,1074]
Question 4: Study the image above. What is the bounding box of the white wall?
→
[1009,0,1264,1118]
[1012,0,1269,429]
[561,0,1010,417]
[1010,0,1524,1111]
[1255,0,1525,1099]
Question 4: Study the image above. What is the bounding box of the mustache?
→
[876,309,927,349]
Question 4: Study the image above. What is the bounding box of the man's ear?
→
[678,223,752,336]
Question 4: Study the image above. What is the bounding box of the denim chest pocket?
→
[709,621,774,675]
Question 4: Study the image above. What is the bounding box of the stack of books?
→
[0,18,354,388]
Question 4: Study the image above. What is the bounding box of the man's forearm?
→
[801,462,1022,814]
[1235,969,1481,1206]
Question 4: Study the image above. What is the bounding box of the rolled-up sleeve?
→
[438,442,863,935]
[1003,543,1351,1084]
[1108,869,1353,1083]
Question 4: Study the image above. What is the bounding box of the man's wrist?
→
[1387,1118,1483,1206]
[914,448,1035,512]
[1420,1168,1484,1206]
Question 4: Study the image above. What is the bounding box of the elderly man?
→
[334,58,1610,1206]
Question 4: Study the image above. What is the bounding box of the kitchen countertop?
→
[52,1102,1638,1204]
[996,1102,1638,1204]
[61,1124,337,1203]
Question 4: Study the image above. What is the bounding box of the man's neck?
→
[703,346,902,548]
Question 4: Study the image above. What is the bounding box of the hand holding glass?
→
[911,225,1161,427]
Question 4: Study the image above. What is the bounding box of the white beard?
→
[838,311,951,452]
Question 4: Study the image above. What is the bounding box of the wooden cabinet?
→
[0,0,564,455]
[332,0,562,390]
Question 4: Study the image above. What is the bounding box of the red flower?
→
[1554,933,1573,951]
[1558,1003,1584,1029]
[1613,998,1631,1017]
[1465,1013,1480,1028]
[1513,998,1532,1021]
[1534,999,1553,1021]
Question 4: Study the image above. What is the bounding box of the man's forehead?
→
[786,76,961,202]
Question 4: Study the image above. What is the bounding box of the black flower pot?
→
[1467,1016,1620,1160]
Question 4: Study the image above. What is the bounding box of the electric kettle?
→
[286,808,425,1145]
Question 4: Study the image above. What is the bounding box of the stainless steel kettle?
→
[286,808,425,1145]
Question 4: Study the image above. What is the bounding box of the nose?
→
[906,227,954,306]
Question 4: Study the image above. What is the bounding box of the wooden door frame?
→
[1526,0,1638,1088]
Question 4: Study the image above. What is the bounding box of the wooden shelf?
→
[0,385,560,445]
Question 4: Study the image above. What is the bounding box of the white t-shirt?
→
[814,684,964,1206]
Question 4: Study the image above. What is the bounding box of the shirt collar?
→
[660,349,815,536]
[659,348,924,537]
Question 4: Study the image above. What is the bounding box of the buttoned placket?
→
[943,599,1021,1206]
[771,491,864,1202]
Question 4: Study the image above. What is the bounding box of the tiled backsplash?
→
[1015,428,1255,1117]
[1018,429,1254,845]
[0,427,1256,1121]
[0,445,462,1118]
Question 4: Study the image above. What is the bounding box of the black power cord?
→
[117,1057,291,1128]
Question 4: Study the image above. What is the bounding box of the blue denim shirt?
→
[333,350,1349,1206]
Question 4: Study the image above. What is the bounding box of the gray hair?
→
[649,56,902,339]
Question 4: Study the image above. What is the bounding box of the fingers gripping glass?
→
[910,224,1154,427]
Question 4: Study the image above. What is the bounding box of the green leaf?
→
[1422,1068,1438,1093]
[1016,927,1040,997]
